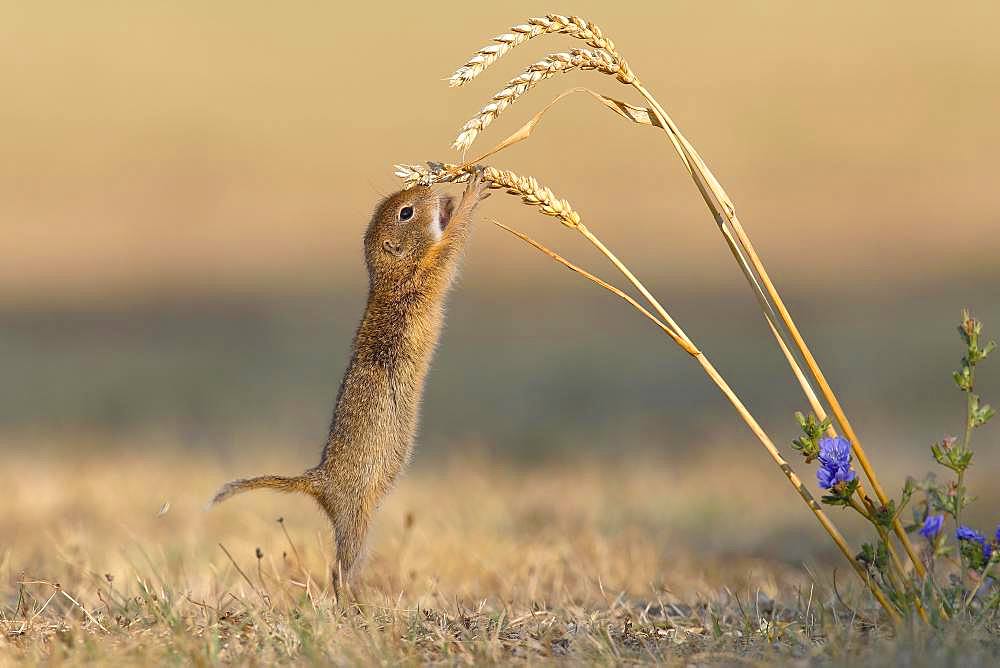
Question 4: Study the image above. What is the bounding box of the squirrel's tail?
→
[210,472,318,507]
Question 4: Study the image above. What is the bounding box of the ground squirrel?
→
[212,172,487,591]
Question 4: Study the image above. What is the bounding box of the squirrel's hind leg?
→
[330,500,372,597]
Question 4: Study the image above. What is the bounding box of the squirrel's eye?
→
[398,206,414,221]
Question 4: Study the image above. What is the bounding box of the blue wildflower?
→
[818,437,852,469]
[957,525,985,544]
[816,463,856,489]
[957,525,993,562]
[919,514,944,540]
[996,524,1000,544]
[816,437,857,490]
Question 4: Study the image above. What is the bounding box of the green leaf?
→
[790,411,830,462]
[872,501,897,529]
[931,437,971,472]
[821,478,860,507]
[960,540,988,570]
[857,541,888,572]
[974,403,995,427]
[954,367,973,391]
[896,480,915,518]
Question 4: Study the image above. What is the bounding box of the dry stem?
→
[395,157,902,620]
[444,12,926,588]
[628,83,928,583]
[494,222,695,356]
[492,221,901,625]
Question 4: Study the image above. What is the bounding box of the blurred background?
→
[4,1,1000,542]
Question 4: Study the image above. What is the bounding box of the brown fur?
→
[211,173,487,592]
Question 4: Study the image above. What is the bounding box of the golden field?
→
[0,444,964,663]
[3,438,1000,664]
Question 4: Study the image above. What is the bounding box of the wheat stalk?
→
[436,13,930,621]
[449,14,620,87]
[453,49,632,151]
[631,68,931,590]
[494,222,694,354]
[394,158,905,620]
[446,13,931,597]
[487,218,901,625]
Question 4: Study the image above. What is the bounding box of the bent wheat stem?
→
[401,160,901,622]
[660,106,922,609]
[494,222,901,625]
[626,79,933,618]
[400,156,903,621]
[447,14,925,585]
[631,83,928,583]
[494,222,695,355]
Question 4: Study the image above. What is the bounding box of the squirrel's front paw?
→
[460,169,490,209]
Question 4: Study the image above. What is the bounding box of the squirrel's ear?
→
[382,239,404,257]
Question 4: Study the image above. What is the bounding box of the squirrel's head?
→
[364,187,455,284]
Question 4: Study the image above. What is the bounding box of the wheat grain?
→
[394,162,581,228]
[394,162,470,189]
[449,14,620,87]
[453,48,633,151]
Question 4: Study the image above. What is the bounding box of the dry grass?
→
[3,443,998,665]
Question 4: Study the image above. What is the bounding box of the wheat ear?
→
[453,49,633,151]
[394,162,581,228]
[449,14,620,87]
